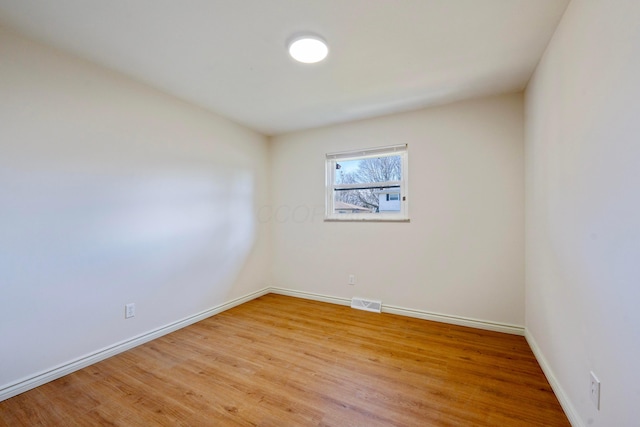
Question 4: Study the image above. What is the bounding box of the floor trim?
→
[269,287,525,336]
[0,287,271,402]
[525,329,583,427]
[1,286,530,403]
[269,287,351,307]
[384,304,525,335]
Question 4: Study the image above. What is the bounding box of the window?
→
[325,144,408,221]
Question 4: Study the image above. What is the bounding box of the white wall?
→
[270,94,524,327]
[525,1,640,425]
[0,27,270,392]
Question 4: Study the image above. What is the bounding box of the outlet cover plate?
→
[125,303,136,319]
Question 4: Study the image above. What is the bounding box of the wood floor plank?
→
[0,294,570,426]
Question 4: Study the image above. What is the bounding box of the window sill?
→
[324,217,410,223]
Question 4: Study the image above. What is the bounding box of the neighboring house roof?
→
[334,201,372,212]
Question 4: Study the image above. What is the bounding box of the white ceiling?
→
[0,0,569,136]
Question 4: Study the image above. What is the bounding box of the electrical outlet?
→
[589,371,600,410]
[348,274,356,285]
[125,303,136,319]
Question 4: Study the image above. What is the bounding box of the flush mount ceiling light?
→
[287,33,328,64]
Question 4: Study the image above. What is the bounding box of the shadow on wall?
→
[0,165,256,387]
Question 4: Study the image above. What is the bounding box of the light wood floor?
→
[0,294,570,426]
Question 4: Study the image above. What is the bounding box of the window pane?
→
[334,189,376,213]
[326,145,408,221]
[334,187,401,213]
[335,155,402,185]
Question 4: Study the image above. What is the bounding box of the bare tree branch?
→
[335,156,401,211]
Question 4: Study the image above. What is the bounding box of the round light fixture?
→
[287,34,328,64]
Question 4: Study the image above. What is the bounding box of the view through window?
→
[325,145,408,221]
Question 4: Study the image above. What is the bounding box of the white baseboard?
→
[0,285,535,404]
[0,287,271,402]
[269,287,525,335]
[269,287,351,307]
[525,330,583,427]
[384,304,525,335]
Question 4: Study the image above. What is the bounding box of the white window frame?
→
[325,144,409,222]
